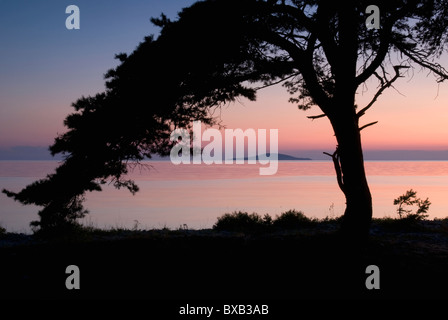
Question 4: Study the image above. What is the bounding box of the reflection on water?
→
[1,160,447,233]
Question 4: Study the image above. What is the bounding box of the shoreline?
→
[1,219,448,300]
[1,217,448,245]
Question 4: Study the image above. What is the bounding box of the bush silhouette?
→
[213,211,271,233]
[394,189,431,221]
[213,209,319,233]
[272,210,315,229]
[0,225,6,237]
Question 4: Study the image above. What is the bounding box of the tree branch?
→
[262,30,332,110]
[357,65,409,118]
[393,42,448,83]
[355,34,391,86]
[355,4,412,87]
[359,121,378,131]
[253,73,296,91]
[307,113,326,120]
[271,3,316,33]
[324,146,345,195]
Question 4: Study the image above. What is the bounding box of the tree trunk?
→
[329,2,372,241]
[329,109,373,242]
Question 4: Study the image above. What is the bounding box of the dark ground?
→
[1,221,448,303]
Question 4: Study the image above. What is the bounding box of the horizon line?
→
[0,146,448,161]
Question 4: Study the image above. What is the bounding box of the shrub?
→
[213,209,318,233]
[272,209,314,229]
[393,189,431,221]
[213,211,271,233]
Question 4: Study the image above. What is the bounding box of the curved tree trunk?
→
[329,109,373,241]
[328,3,372,241]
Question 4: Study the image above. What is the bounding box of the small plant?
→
[0,224,6,236]
[132,220,141,231]
[178,224,188,231]
[328,203,335,218]
[393,189,431,221]
[262,214,273,226]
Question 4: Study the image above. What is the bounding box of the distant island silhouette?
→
[232,153,312,161]
[2,146,448,161]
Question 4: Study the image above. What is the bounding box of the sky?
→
[0,0,447,160]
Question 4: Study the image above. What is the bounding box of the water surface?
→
[1,160,447,233]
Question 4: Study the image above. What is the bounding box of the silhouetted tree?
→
[394,189,431,220]
[3,0,448,239]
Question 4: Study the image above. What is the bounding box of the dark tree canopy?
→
[3,0,448,237]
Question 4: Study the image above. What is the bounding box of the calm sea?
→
[1,160,448,233]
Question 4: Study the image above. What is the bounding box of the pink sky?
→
[1,64,447,153]
[219,69,448,152]
[1,69,447,152]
